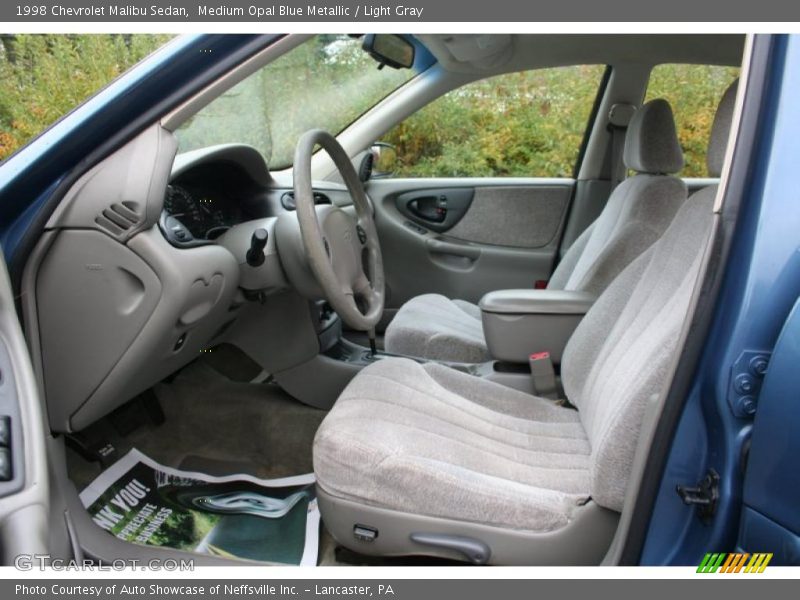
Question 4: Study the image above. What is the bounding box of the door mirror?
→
[364,142,398,180]
[362,35,415,70]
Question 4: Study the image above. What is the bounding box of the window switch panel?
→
[0,448,11,481]
[0,416,9,447]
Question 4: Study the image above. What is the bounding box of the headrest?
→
[707,79,739,178]
[623,99,684,175]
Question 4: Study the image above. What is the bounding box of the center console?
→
[479,289,597,364]
[308,289,598,405]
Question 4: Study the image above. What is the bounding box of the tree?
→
[0,34,171,160]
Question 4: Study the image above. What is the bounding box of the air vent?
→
[95,202,142,237]
[280,191,332,211]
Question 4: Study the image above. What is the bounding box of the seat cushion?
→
[313,358,591,533]
[384,294,489,363]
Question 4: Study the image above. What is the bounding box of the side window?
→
[382,65,606,178]
[645,64,740,177]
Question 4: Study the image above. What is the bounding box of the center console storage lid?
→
[479,289,597,315]
[479,289,597,364]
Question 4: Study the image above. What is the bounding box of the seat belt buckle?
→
[529,352,558,399]
[533,279,548,289]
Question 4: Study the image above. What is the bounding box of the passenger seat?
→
[384,99,688,363]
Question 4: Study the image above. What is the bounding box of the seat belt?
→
[529,352,558,399]
[606,103,637,190]
[529,352,578,407]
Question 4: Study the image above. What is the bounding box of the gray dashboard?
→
[162,144,354,247]
[32,134,355,433]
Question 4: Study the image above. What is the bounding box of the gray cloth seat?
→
[314,82,738,564]
[315,358,593,533]
[384,98,688,363]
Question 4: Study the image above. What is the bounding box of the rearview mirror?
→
[362,34,415,70]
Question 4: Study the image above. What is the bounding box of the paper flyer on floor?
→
[79,449,319,565]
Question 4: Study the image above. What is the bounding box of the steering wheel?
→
[293,130,385,332]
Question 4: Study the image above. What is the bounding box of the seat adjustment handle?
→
[409,532,491,565]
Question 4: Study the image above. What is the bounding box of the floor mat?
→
[66,361,327,492]
[79,449,319,565]
[145,361,326,478]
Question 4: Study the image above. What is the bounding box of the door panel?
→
[445,186,568,249]
[737,297,800,564]
[0,250,49,562]
[368,178,573,311]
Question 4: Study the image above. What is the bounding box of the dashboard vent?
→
[95,202,142,237]
[280,191,332,211]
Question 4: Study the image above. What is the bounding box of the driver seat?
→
[313,82,737,565]
[384,98,687,363]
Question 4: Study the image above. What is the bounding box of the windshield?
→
[175,35,417,169]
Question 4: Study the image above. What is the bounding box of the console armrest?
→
[479,290,596,364]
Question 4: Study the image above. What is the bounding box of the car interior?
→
[16,33,746,565]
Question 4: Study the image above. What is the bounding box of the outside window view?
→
[0,36,739,180]
[175,35,415,169]
[0,34,172,160]
[382,65,606,178]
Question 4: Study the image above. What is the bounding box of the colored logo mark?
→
[697,552,773,573]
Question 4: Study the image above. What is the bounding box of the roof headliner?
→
[417,34,745,74]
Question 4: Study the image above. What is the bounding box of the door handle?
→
[396,188,474,233]
[407,195,447,223]
[425,238,481,260]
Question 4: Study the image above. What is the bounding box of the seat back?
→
[561,81,738,511]
[548,99,687,295]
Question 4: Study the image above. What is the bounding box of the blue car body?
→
[0,33,797,565]
[641,34,800,565]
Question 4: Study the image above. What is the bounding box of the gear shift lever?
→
[368,328,377,358]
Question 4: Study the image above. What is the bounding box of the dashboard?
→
[162,183,242,242]
[159,145,355,249]
[37,139,358,435]
[159,155,271,247]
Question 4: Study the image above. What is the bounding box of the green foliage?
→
[645,64,739,177]
[0,34,172,160]
[148,510,217,551]
[0,35,738,179]
[384,65,605,178]
[385,63,739,178]
[147,510,195,549]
